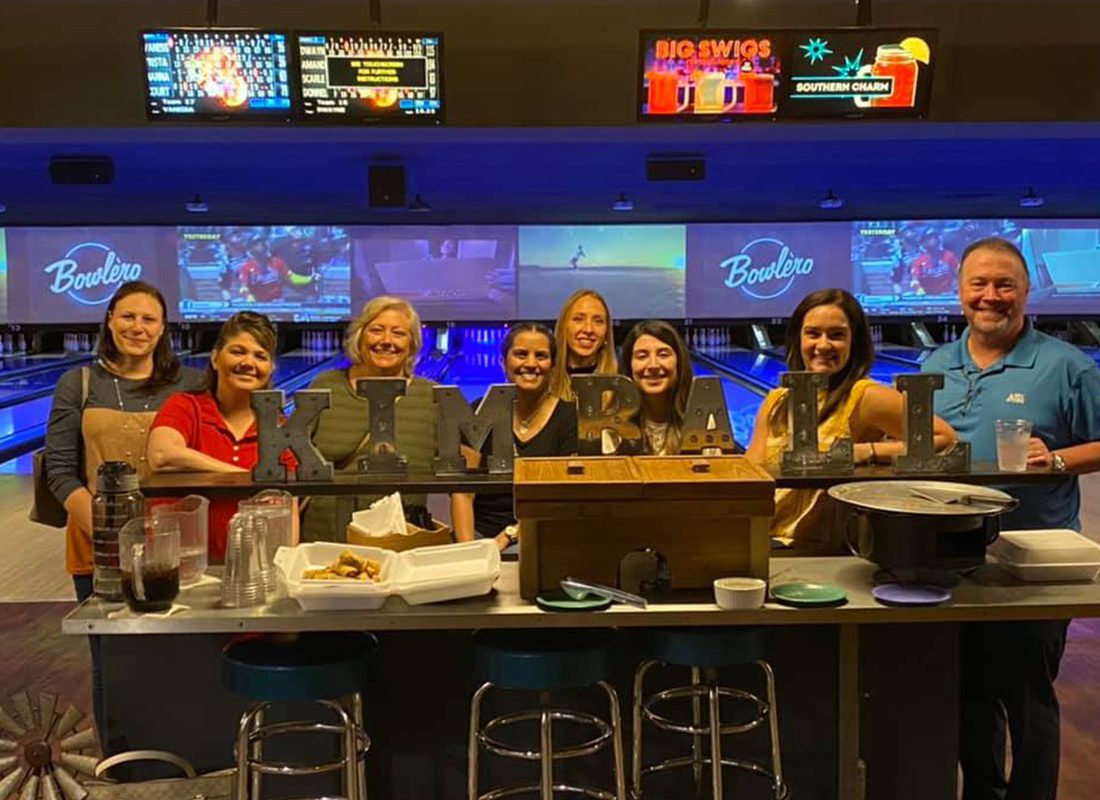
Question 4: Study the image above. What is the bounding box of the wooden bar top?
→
[138,461,1063,497]
[63,557,1100,636]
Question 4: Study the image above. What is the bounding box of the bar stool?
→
[222,632,374,800]
[631,627,786,799]
[469,629,627,800]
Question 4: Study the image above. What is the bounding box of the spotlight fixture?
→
[1019,187,1044,209]
[185,194,209,213]
[612,192,634,212]
[408,193,432,212]
[818,189,845,210]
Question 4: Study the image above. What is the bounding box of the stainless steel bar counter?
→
[64,558,1100,800]
[63,558,1100,635]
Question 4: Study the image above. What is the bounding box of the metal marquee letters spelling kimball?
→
[681,376,738,454]
[355,377,408,475]
[572,375,643,456]
[779,371,854,475]
[252,375,746,481]
[433,384,517,474]
[893,373,970,473]
[252,389,334,482]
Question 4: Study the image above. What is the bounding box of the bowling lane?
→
[698,345,921,389]
[875,345,931,368]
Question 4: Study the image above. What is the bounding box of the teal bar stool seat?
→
[222,633,375,800]
[631,627,786,800]
[468,629,627,800]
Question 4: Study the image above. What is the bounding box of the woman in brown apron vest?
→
[42,280,204,747]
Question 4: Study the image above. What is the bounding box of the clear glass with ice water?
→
[995,419,1032,472]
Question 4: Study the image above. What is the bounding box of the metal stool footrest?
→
[481,784,618,800]
[246,718,369,777]
[479,709,613,761]
[236,699,369,800]
[640,755,788,798]
[643,685,768,737]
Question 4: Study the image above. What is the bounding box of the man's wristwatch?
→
[1051,453,1067,473]
[503,524,520,545]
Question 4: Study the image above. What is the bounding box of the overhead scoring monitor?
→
[141,29,293,120]
[295,31,443,122]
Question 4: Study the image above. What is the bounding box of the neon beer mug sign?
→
[646,70,688,114]
[693,71,737,114]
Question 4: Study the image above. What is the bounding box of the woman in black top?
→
[453,322,578,550]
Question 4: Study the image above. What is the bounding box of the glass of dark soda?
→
[119,517,180,613]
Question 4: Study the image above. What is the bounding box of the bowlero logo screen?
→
[686,223,850,318]
[6,227,173,324]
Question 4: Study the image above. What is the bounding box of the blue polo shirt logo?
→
[1005,392,1026,404]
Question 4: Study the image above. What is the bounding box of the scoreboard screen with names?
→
[296,32,443,123]
[142,30,293,119]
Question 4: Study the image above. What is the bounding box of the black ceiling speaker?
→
[49,155,115,185]
[646,155,706,182]
[368,164,406,208]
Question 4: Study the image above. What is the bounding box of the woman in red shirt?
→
[147,311,295,561]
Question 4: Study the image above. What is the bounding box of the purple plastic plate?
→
[871,583,952,607]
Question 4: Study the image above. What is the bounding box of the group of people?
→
[43,236,1100,799]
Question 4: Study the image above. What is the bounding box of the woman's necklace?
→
[516,394,549,435]
[102,360,152,412]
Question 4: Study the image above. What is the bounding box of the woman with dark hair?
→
[452,322,578,551]
[43,280,203,746]
[147,311,296,561]
[746,288,957,547]
[45,280,205,597]
[619,319,694,455]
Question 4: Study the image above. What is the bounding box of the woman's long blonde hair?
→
[548,289,617,400]
[344,295,423,378]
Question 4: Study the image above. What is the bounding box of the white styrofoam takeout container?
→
[392,540,501,605]
[274,542,396,611]
[988,529,1100,582]
[274,540,501,610]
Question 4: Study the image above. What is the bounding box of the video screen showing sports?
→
[1019,222,1100,315]
[142,29,293,119]
[517,225,686,319]
[851,219,1019,316]
[687,223,851,318]
[352,226,516,321]
[783,28,935,119]
[639,31,785,119]
[296,32,442,122]
[5,227,171,324]
[177,226,351,322]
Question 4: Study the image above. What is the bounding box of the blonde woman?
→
[547,289,617,400]
[302,296,437,541]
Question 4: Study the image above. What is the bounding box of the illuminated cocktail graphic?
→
[870,40,924,108]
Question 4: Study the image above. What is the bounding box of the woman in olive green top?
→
[302,296,437,541]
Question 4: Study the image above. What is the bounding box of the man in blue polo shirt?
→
[923,236,1100,800]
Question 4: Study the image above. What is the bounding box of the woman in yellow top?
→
[746,288,957,548]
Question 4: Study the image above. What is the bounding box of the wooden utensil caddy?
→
[514,455,775,600]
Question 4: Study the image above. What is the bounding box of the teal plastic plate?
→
[771,581,848,608]
[535,589,612,612]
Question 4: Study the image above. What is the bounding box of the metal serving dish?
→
[828,481,1018,572]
